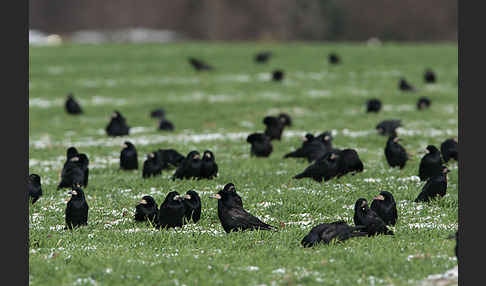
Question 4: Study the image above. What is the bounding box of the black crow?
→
[294,151,340,182]
[376,119,402,136]
[370,191,398,226]
[200,150,218,179]
[28,174,42,204]
[157,191,186,229]
[366,99,382,113]
[254,51,272,63]
[417,97,431,110]
[418,145,443,181]
[65,187,89,230]
[65,93,83,115]
[105,110,130,136]
[120,141,138,170]
[211,183,274,233]
[301,221,367,247]
[415,166,449,203]
[336,149,364,177]
[65,147,79,161]
[328,53,340,65]
[150,108,165,118]
[57,154,88,189]
[353,198,393,236]
[158,119,174,131]
[263,115,288,140]
[157,149,185,169]
[440,138,458,163]
[77,153,90,187]
[384,135,408,169]
[399,78,415,91]
[134,195,158,224]
[172,151,202,180]
[188,57,213,71]
[283,133,316,160]
[284,132,334,162]
[278,113,292,127]
[272,70,284,82]
[424,69,437,83]
[247,133,273,157]
[182,190,201,223]
[142,152,163,178]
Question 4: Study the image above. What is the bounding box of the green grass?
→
[29,42,458,286]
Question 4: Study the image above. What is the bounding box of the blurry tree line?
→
[29,0,457,41]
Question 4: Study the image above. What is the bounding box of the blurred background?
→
[29,0,457,44]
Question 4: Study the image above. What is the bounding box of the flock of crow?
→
[28,51,458,254]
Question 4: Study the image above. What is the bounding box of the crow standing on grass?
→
[106,110,130,136]
[142,152,163,178]
[328,53,341,65]
[247,133,273,157]
[384,135,408,169]
[440,138,458,163]
[255,51,272,63]
[65,187,89,230]
[399,78,415,91]
[158,118,175,131]
[157,149,185,169]
[172,151,203,180]
[188,57,213,71]
[28,174,42,204]
[263,114,292,141]
[150,108,165,118]
[366,99,382,113]
[134,195,158,224]
[417,97,431,110]
[65,93,83,115]
[336,149,364,177]
[58,152,89,189]
[272,70,284,82]
[182,190,202,224]
[424,69,437,83]
[415,166,449,203]
[120,141,138,170]
[376,119,402,136]
[211,183,275,233]
[370,191,398,226]
[157,191,187,229]
[200,150,218,179]
[353,198,393,236]
[301,221,367,247]
[418,145,443,181]
[293,151,341,182]
[284,131,334,163]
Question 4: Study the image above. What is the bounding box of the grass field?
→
[29,42,458,286]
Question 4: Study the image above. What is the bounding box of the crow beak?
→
[361,201,367,207]
[140,199,147,204]
[443,168,450,174]
[173,195,181,201]
[330,154,336,160]
[374,195,385,201]
[184,194,192,200]
[324,136,330,141]
[70,157,79,162]
[211,194,222,200]
[393,137,400,143]
[194,154,200,159]
[149,153,155,158]
[70,190,78,196]
[123,144,128,148]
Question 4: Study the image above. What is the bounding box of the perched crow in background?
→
[415,166,449,203]
[441,138,458,163]
[65,93,83,115]
[106,110,130,136]
[353,198,393,236]
[200,150,218,179]
[328,53,340,64]
[172,151,202,180]
[157,149,185,169]
[301,221,367,247]
[255,51,272,63]
[150,108,165,118]
[142,152,163,178]
[211,183,275,233]
[28,174,42,204]
[134,195,158,224]
[418,145,443,181]
[263,114,290,141]
[424,69,437,83]
[157,192,186,229]
[188,57,213,71]
[247,133,273,157]
[120,141,138,170]
[182,190,202,224]
[399,78,415,91]
[272,70,284,82]
[384,135,408,169]
[366,99,382,113]
[294,151,340,182]
[376,119,402,136]
[417,97,431,110]
[65,187,89,230]
[370,191,398,226]
[336,149,364,177]
[158,118,175,131]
